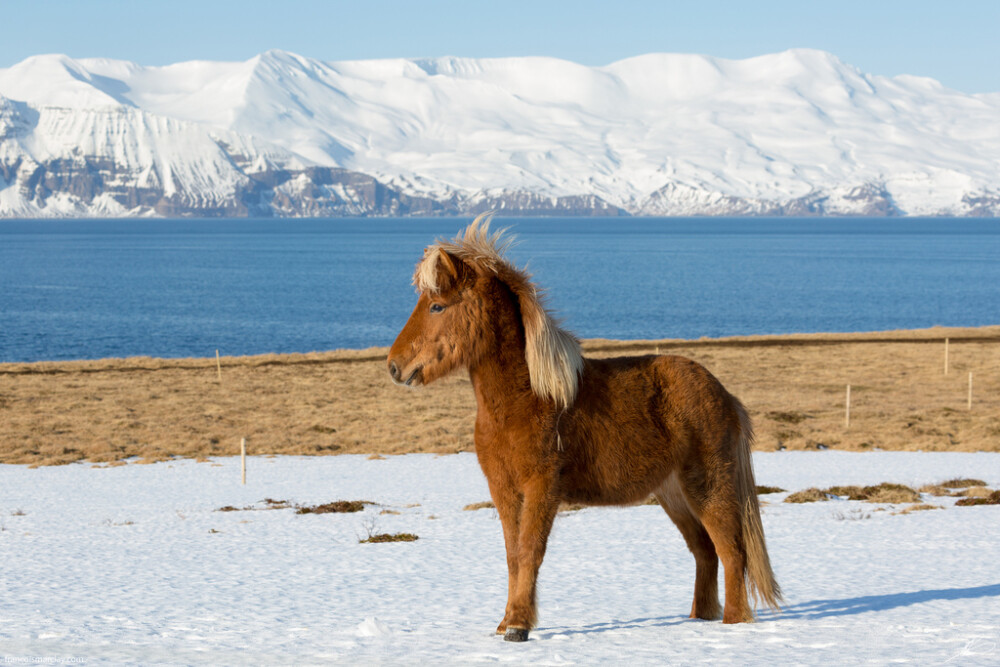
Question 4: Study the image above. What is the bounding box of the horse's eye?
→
[429,303,446,314]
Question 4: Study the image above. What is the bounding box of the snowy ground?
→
[1,452,999,666]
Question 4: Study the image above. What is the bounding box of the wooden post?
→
[216,349,222,383]
[845,384,851,429]
[968,372,973,410]
[241,437,246,485]
[944,338,949,375]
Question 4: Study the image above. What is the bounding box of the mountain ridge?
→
[1,49,998,217]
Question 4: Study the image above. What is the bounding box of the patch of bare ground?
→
[360,533,419,543]
[785,488,833,503]
[940,478,987,488]
[463,501,495,511]
[955,491,1000,506]
[215,499,370,513]
[2,326,999,465]
[895,504,942,515]
[786,483,921,504]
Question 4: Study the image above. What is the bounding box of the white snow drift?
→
[1,452,999,664]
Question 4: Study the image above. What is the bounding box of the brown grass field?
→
[1,325,998,467]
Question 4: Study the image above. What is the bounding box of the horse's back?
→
[579,353,737,426]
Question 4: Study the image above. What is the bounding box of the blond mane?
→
[414,213,583,408]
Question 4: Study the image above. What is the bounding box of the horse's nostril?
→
[388,360,399,380]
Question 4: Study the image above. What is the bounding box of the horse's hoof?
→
[504,627,529,642]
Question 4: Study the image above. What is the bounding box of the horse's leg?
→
[503,475,559,642]
[653,474,721,620]
[489,480,523,635]
[697,498,753,623]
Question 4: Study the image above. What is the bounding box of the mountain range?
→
[1,48,998,217]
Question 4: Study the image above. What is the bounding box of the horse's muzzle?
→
[388,359,422,387]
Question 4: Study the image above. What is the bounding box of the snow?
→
[1,49,999,216]
[1,452,999,665]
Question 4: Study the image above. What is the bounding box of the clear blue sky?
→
[3,0,998,93]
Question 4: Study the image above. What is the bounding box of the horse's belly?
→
[559,436,674,506]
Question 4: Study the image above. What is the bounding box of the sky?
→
[2,0,998,94]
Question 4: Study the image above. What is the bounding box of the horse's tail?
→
[733,399,783,614]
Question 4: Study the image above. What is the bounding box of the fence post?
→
[845,384,851,429]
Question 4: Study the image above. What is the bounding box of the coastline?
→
[2,325,998,466]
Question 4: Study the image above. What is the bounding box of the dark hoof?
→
[504,627,529,642]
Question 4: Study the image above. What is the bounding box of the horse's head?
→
[387,244,482,388]
[387,216,584,407]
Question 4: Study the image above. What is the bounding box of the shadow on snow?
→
[535,583,1000,635]
[781,583,1000,620]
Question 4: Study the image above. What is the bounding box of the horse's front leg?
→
[490,480,523,636]
[502,474,559,642]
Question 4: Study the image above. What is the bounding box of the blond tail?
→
[734,400,783,614]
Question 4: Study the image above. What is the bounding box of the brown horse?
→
[387,215,782,642]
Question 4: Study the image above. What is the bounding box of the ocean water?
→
[1,217,999,362]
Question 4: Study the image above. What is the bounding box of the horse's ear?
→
[416,247,466,293]
[437,250,461,287]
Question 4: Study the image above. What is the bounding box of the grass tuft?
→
[463,501,495,511]
[756,485,786,495]
[895,503,942,515]
[955,490,1000,506]
[784,488,831,503]
[940,478,987,488]
[955,486,992,498]
[825,485,864,499]
[860,483,921,504]
[360,532,419,543]
[296,500,368,514]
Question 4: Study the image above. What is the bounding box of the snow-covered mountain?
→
[1,49,999,217]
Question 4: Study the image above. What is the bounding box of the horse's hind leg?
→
[697,498,753,623]
[654,474,721,620]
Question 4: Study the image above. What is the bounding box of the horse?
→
[387,214,782,642]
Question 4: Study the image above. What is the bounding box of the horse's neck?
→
[468,321,537,421]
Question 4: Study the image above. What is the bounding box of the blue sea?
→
[1,217,999,363]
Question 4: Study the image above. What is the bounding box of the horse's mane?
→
[414,213,583,409]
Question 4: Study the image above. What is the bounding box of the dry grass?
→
[955,491,1000,506]
[940,478,987,488]
[956,486,993,498]
[786,482,921,504]
[895,503,943,515]
[785,488,832,503]
[296,500,369,514]
[2,326,999,466]
[463,501,495,511]
[858,484,921,504]
[216,499,368,513]
[360,532,419,543]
